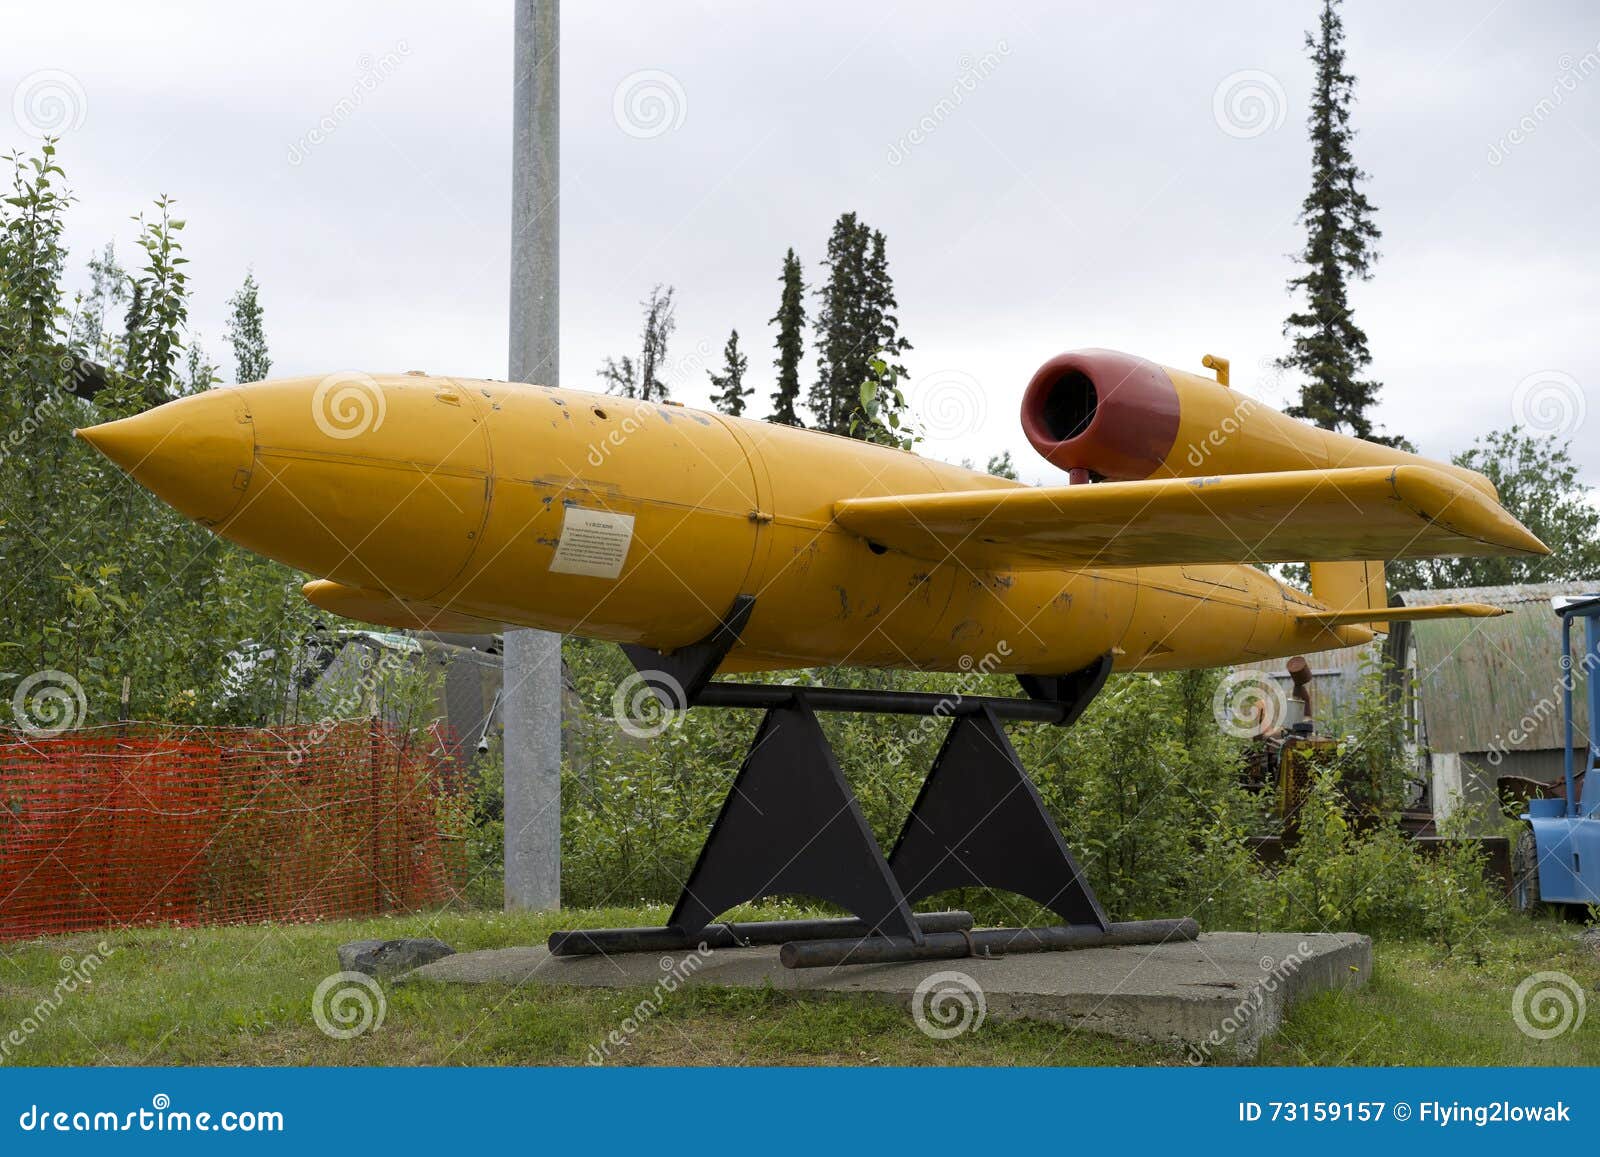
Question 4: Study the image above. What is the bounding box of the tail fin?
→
[1309,560,1388,634]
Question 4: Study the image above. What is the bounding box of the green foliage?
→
[1015,669,1271,928]
[1268,768,1499,958]
[185,337,219,393]
[454,739,506,909]
[557,639,755,907]
[1315,653,1414,815]
[548,649,1501,950]
[707,328,751,417]
[0,144,314,727]
[850,355,919,450]
[768,247,806,426]
[1278,0,1403,447]
[985,450,1018,480]
[121,194,190,408]
[225,269,272,383]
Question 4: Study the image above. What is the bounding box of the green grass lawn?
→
[1,905,1595,1066]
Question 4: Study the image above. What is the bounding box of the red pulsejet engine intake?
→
[1019,347,1495,498]
[1020,349,1181,484]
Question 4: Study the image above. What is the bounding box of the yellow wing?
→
[832,466,1547,570]
[1294,603,1506,627]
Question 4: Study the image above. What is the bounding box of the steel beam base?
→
[549,911,973,958]
[780,917,1200,968]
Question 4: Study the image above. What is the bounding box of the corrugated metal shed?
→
[1394,581,1597,757]
[1233,642,1385,726]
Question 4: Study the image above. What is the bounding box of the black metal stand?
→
[547,597,1194,968]
[667,696,923,942]
[889,705,1108,929]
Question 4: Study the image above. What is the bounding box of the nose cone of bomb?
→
[75,388,255,526]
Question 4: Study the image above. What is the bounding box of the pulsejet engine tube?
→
[1018,348,1496,499]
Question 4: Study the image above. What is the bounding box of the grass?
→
[0,905,1595,1067]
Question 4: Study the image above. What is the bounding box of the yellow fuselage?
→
[78,374,1370,675]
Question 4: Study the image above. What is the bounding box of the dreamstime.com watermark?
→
[1185,391,1262,468]
[1487,43,1600,166]
[1187,942,1312,1063]
[1511,971,1586,1040]
[611,670,686,740]
[17,1094,283,1134]
[910,369,986,440]
[585,340,715,469]
[311,971,386,1040]
[586,944,713,1063]
[1485,645,1600,767]
[0,942,115,1064]
[886,642,1012,766]
[1,386,66,468]
[613,70,687,139]
[289,644,413,764]
[11,69,86,138]
[886,43,1010,167]
[9,669,87,737]
[1212,69,1287,139]
[310,370,387,440]
[1212,669,1288,740]
[1511,369,1587,439]
[912,970,986,1039]
[286,42,412,166]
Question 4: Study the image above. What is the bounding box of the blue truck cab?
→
[1515,594,1600,909]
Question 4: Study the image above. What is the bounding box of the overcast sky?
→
[7,1,1598,486]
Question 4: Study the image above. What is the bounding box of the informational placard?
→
[549,506,635,579]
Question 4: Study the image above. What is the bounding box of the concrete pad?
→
[404,930,1370,1058]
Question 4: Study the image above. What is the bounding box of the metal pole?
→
[503,0,562,911]
[1584,614,1600,816]
[1562,613,1575,818]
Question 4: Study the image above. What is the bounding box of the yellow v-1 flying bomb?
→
[78,348,1548,966]
[78,348,1543,681]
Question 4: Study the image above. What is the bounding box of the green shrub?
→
[534,645,1503,950]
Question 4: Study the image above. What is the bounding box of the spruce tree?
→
[810,213,867,435]
[596,284,676,401]
[708,329,752,416]
[1278,0,1393,444]
[769,248,806,426]
[811,213,911,439]
[637,284,676,402]
[861,228,911,425]
[986,451,1018,480]
[225,270,272,383]
[184,338,218,394]
[596,355,638,398]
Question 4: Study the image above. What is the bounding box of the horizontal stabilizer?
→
[1295,603,1507,628]
[832,466,1548,571]
[302,580,505,633]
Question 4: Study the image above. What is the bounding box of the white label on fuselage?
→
[549,506,635,579]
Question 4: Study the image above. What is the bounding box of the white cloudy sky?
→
[7,1,1598,485]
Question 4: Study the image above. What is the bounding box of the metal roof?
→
[1233,642,1385,726]
[1394,581,1597,755]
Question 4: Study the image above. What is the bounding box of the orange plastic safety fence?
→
[0,721,468,940]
